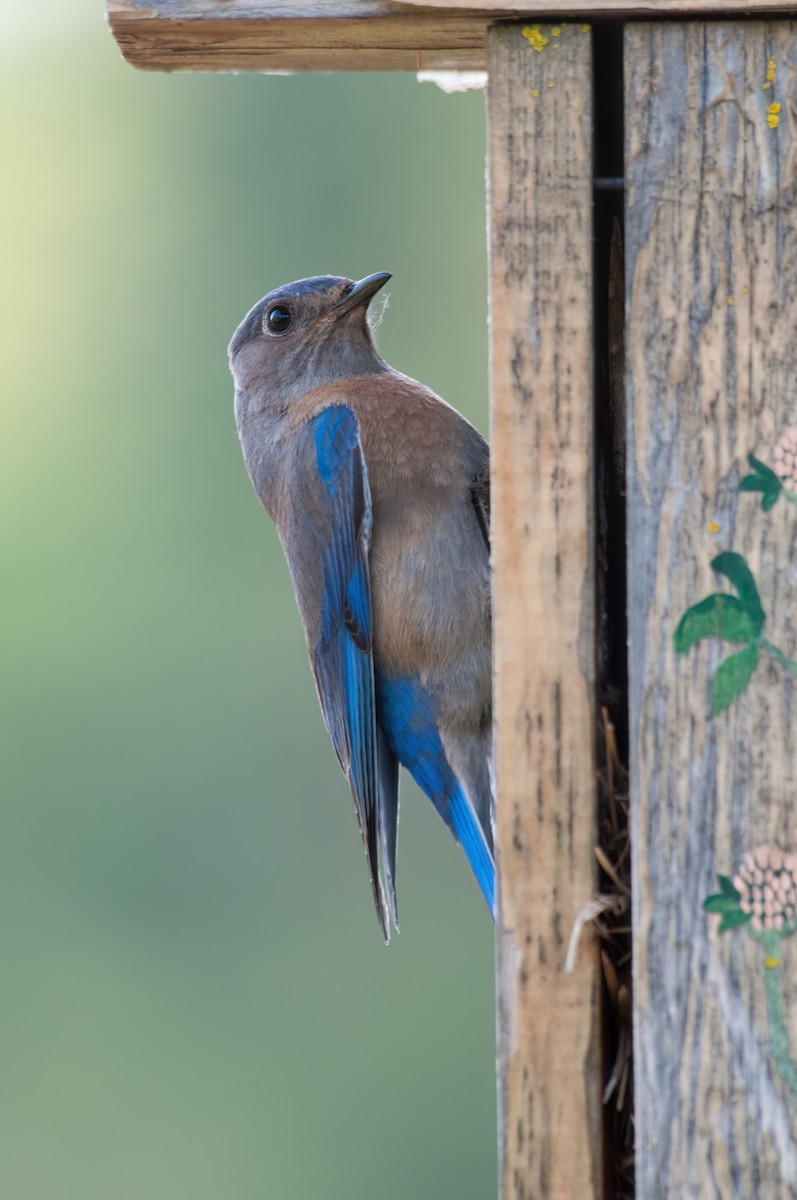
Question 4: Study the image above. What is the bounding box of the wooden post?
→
[625,21,797,1197]
[487,23,601,1199]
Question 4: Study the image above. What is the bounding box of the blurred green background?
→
[1,6,494,1197]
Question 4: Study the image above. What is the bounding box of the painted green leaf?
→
[711,643,759,715]
[674,594,762,653]
[739,474,776,494]
[740,475,772,493]
[717,909,753,934]
[704,876,752,932]
[710,552,764,622]
[740,460,782,510]
[718,874,740,900]
[704,893,743,913]
[747,453,781,485]
[739,468,768,487]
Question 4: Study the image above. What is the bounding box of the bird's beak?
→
[333,271,392,316]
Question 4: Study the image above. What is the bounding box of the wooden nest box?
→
[108,4,797,1197]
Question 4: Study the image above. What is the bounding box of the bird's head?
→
[229,272,391,417]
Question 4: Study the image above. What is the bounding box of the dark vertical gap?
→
[593,30,627,713]
[593,22,633,1200]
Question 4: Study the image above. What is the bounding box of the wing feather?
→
[287,406,389,938]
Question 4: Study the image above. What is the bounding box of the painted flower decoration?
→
[739,438,797,512]
[772,428,797,491]
[733,846,797,934]
[706,845,797,1095]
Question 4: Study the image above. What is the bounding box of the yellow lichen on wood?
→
[521,24,549,51]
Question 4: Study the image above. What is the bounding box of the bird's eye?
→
[267,306,292,334]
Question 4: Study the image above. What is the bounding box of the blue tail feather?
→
[376,674,495,918]
[449,788,495,916]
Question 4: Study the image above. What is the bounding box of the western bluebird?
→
[229,273,493,939]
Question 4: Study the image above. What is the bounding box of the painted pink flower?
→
[734,845,797,934]
[773,428,797,491]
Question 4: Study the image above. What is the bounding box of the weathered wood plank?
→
[409,0,797,11]
[626,22,797,1198]
[106,1,490,72]
[487,23,600,1200]
[106,1,797,72]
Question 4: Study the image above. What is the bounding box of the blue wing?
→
[291,406,394,938]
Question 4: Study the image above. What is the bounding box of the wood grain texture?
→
[626,23,797,1198]
[106,1,489,72]
[408,0,797,10]
[487,23,600,1200]
[106,0,797,72]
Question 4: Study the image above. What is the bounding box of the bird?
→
[229,272,494,940]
